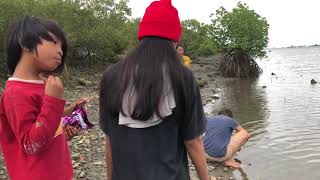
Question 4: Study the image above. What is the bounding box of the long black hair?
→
[105,37,193,121]
[5,16,67,75]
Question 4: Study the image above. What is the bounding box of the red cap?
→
[137,0,182,42]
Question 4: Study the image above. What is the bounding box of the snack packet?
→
[62,106,93,129]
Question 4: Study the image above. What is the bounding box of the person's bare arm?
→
[184,136,210,180]
[105,135,113,180]
[235,126,251,138]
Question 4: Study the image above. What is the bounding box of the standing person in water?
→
[0,16,75,180]
[177,44,192,68]
[99,0,210,179]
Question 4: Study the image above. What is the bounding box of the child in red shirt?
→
[0,16,74,180]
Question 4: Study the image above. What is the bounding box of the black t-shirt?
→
[99,65,206,180]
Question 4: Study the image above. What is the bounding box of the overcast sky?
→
[128,0,320,48]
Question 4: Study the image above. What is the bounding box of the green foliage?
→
[122,18,140,51]
[0,0,135,69]
[210,2,269,58]
[180,19,218,58]
[0,0,269,78]
[210,2,269,78]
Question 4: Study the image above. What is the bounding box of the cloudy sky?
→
[128,0,320,48]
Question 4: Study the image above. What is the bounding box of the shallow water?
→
[205,46,320,180]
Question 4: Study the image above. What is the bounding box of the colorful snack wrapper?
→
[62,107,93,129]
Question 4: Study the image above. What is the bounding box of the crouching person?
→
[204,109,251,169]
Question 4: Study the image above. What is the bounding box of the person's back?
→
[101,66,199,179]
[203,115,239,158]
[100,39,206,180]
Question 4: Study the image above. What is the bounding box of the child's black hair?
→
[5,16,68,75]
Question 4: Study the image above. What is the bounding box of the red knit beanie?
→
[137,0,182,42]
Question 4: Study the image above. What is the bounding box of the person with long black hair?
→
[99,0,209,179]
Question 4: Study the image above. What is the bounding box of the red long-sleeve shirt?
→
[0,79,73,180]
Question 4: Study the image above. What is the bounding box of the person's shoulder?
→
[221,116,238,125]
[101,62,122,82]
[183,55,192,62]
[206,116,222,127]
[103,63,120,75]
[179,68,198,92]
[183,55,191,60]
[181,66,194,80]
[4,80,41,95]
[208,115,231,121]
[207,115,220,121]
[2,81,42,104]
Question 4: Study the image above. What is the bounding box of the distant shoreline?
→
[268,44,320,49]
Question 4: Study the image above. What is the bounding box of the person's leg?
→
[223,131,250,168]
[205,153,227,162]
[232,130,250,151]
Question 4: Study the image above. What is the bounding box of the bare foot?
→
[224,158,241,169]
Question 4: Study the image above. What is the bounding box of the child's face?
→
[33,33,63,72]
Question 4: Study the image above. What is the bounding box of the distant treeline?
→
[0,0,269,78]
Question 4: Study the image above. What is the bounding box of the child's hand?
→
[45,76,64,99]
[76,96,94,107]
[65,126,80,141]
[76,98,86,107]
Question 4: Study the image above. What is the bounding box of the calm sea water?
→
[207,46,320,180]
